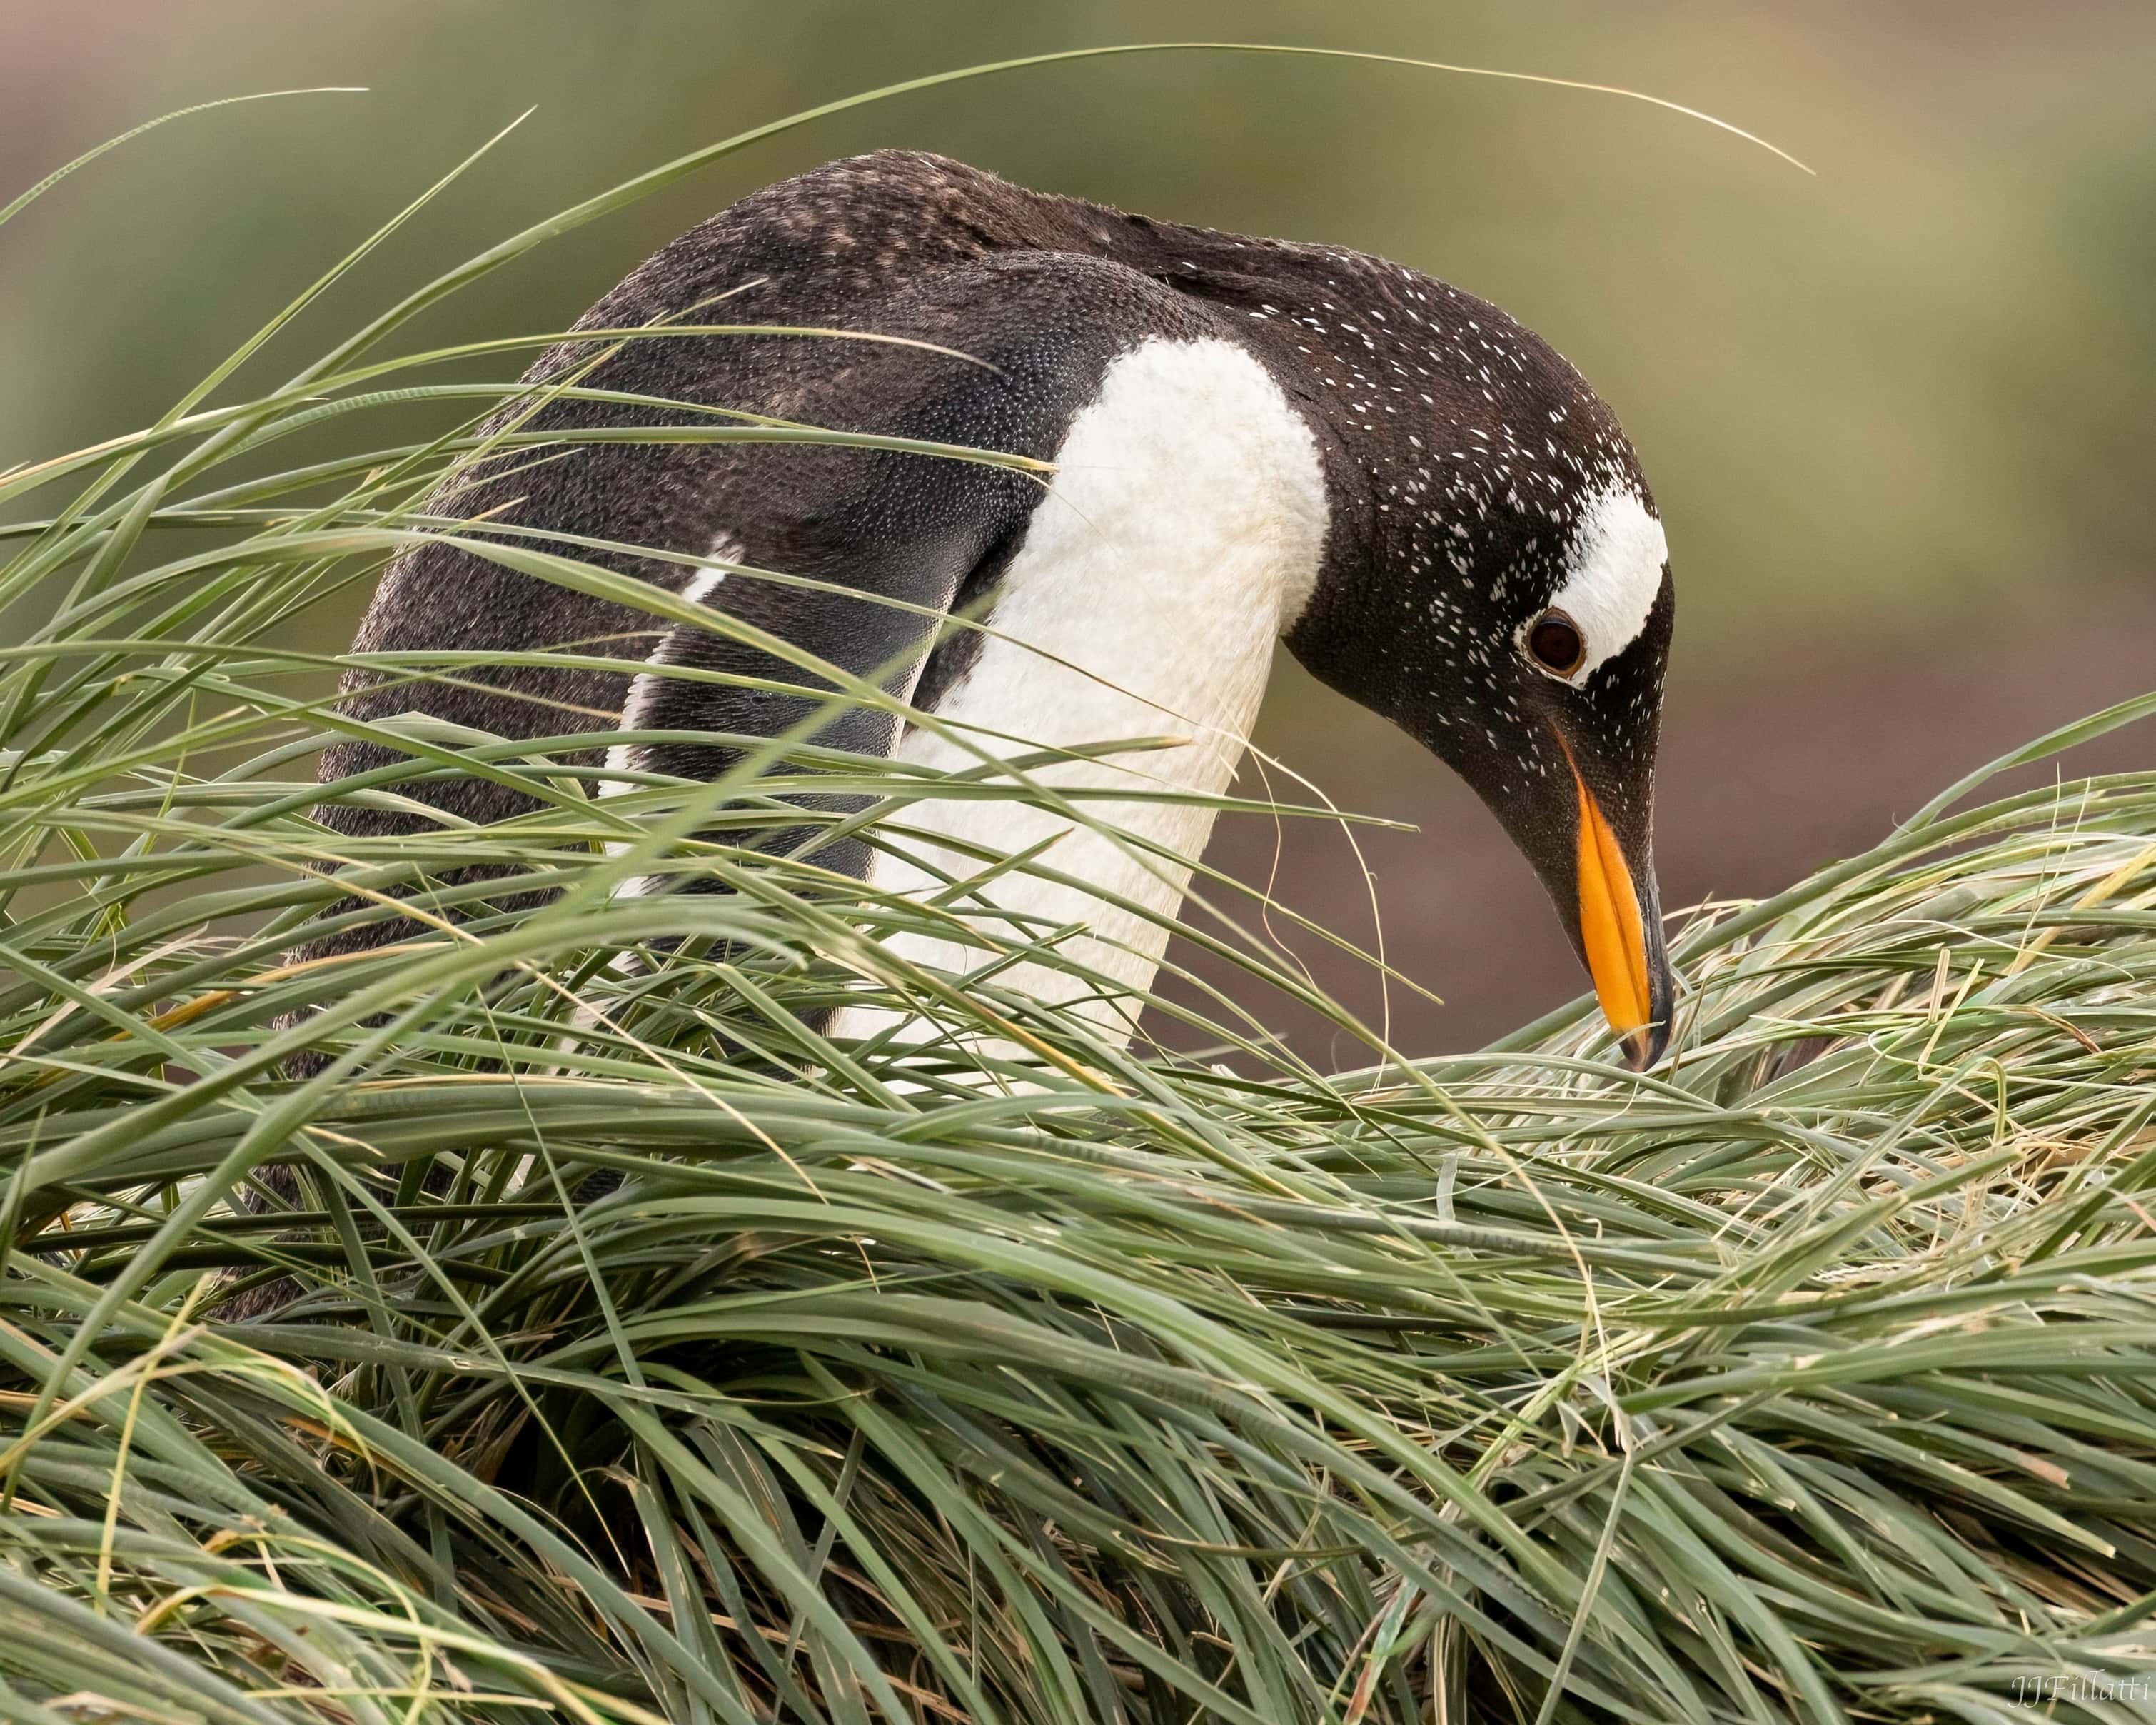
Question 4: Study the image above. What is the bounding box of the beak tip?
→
[1620,1017,1671,1072]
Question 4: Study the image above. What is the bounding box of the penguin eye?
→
[1525,609,1586,678]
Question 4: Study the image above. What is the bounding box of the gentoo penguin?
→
[321,151,1676,1068]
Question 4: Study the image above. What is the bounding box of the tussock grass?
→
[4,72,2155,1725]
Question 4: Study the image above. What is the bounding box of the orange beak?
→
[1565,753,1670,1070]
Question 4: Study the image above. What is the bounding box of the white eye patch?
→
[1526,483,1668,684]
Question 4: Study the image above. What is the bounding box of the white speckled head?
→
[1523,483,1668,686]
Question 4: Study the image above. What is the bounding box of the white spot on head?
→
[1525,483,1666,684]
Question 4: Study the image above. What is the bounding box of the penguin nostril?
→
[1526,609,1586,677]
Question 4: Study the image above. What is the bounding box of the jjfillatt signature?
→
[2010,1671,2150,1707]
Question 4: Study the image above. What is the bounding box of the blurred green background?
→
[4,1,2152,1056]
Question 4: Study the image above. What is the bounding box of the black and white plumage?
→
[322,150,1676,1065]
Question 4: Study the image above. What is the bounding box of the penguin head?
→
[1275,283,1676,1067]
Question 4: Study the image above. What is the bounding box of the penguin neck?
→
[836,333,1332,1051]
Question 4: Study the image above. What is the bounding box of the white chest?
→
[833,336,1330,1052]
